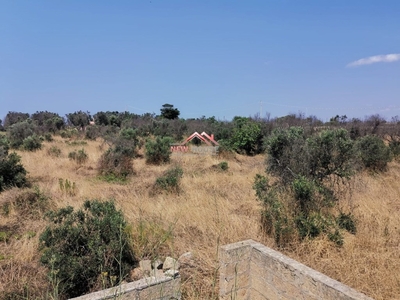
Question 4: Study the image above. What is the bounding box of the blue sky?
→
[1,1,400,122]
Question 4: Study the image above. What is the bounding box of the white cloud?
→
[347,53,400,67]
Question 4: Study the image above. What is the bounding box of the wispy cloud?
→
[347,53,400,67]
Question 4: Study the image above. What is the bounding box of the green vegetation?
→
[355,135,392,171]
[39,200,136,299]
[145,136,173,165]
[154,166,183,194]
[255,127,357,246]
[68,148,89,165]
[0,149,28,192]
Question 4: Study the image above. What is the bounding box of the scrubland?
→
[0,137,399,299]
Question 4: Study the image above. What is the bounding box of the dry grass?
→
[1,136,399,299]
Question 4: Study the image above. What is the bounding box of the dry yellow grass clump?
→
[1,137,399,299]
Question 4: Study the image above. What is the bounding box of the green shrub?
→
[389,139,400,159]
[98,148,134,179]
[230,117,262,155]
[217,161,229,171]
[22,134,42,151]
[47,146,62,157]
[154,166,183,194]
[44,133,53,142]
[0,152,28,192]
[257,128,356,246]
[145,136,173,165]
[68,148,88,165]
[337,212,357,234]
[13,186,50,219]
[39,200,136,299]
[8,121,38,149]
[355,135,391,171]
[60,128,79,139]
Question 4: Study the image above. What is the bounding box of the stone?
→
[139,259,152,276]
[163,256,180,271]
[152,258,163,270]
[165,269,180,278]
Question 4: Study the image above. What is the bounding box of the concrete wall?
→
[69,275,180,300]
[219,240,374,300]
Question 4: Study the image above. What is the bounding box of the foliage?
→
[68,148,89,165]
[337,212,357,234]
[355,135,391,171]
[3,112,30,129]
[160,103,180,120]
[154,166,183,194]
[7,120,38,149]
[217,161,229,171]
[39,200,136,298]
[0,135,10,157]
[59,178,76,196]
[31,111,65,132]
[22,134,43,151]
[230,117,262,155]
[66,110,91,128]
[389,139,400,159]
[0,150,28,192]
[257,128,357,247]
[145,136,173,165]
[98,148,134,179]
[47,146,62,157]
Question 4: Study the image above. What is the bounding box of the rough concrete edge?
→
[219,239,253,298]
[69,275,179,300]
[246,239,375,300]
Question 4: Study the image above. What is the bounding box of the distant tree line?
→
[1,107,400,157]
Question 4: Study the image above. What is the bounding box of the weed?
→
[154,166,183,194]
[47,146,62,157]
[68,148,88,165]
[59,178,76,196]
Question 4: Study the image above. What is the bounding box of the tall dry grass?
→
[0,137,399,299]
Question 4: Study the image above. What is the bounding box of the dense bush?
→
[31,111,65,133]
[229,117,262,155]
[256,128,356,246]
[7,121,38,149]
[355,135,391,171]
[98,148,134,180]
[154,166,183,194]
[145,136,173,165]
[66,110,91,128]
[22,134,42,151]
[389,139,400,159]
[0,150,28,192]
[39,200,136,299]
[3,112,30,129]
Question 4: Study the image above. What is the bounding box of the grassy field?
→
[1,137,399,299]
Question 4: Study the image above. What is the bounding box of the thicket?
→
[255,127,357,246]
[39,200,136,299]
[0,136,28,192]
[145,136,173,165]
[355,135,392,171]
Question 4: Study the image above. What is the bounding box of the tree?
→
[230,117,262,155]
[3,112,30,129]
[160,104,180,120]
[66,111,91,128]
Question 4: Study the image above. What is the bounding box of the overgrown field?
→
[1,137,399,299]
